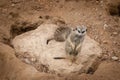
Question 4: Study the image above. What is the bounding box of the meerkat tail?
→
[53,57,66,59]
[46,38,54,44]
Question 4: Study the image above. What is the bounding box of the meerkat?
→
[53,25,87,65]
[65,25,87,63]
[46,25,72,44]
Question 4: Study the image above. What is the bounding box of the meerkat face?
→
[73,25,87,37]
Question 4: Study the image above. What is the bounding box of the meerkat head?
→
[73,25,87,37]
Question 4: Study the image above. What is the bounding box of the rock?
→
[103,40,108,44]
[11,4,15,7]
[94,36,98,40]
[12,24,102,74]
[24,58,31,64]
[112,32,118,35]
[111,56,119,61]
[30,57,37,62]
[113,41,117,44]
[103,24,108,30]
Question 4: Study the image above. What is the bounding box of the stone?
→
[24,58,31,64]
[103,24,108,30]
[112,32,118,35]
[111,56,119,61]
[11,4,15,7]
[30,57,37,62]
[113,41,117,44]
[12,24,102,74]
[103,40,108,44]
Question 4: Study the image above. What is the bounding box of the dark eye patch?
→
[82,31,85,33]
[78,30,81,33]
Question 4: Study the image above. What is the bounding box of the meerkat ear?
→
[82,25,87,31]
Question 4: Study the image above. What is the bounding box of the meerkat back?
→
[47,25,72,44]
[54,26,72,41]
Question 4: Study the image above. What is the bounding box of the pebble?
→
[11,4,15,7]
[30,57,37,62]
[24,59,31,64]
[103,40,108,44]
[94,36,98,40]
[111,56,119,61]
[113,41,117,44]
[103,24,108,30]
[100,0,103,3]
[112,32,118,35]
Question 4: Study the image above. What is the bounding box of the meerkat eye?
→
[78,30,80,33]
[73,28,77,31]
[86,29,87,31]
[82,31,85,33]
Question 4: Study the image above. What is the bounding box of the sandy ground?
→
[0,0,120,80]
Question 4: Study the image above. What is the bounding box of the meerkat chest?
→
[70,35,82,45]
[73,38,81,46]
